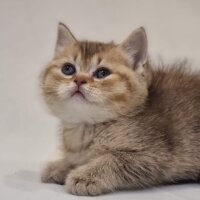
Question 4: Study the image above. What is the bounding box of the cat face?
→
[41,23,149,124]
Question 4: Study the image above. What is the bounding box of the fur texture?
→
[41,23,200,196]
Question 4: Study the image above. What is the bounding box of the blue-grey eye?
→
[61,63,76,75]
[93,67,111,79]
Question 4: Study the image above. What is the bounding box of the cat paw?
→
[41,161,68,185]
[65,170,105,196]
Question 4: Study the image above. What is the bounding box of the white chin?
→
[54,97,115,124]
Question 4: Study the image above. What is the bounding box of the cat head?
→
[41,23,150,124]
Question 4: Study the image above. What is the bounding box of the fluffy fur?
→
[41,23,200,196]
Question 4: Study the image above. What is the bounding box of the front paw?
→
[41,160,69,185]
[65,170,106,196]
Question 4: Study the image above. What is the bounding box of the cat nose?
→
[74,76,87,87]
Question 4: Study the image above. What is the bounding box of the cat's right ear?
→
[120,27,148,72]
[55,23,77,57]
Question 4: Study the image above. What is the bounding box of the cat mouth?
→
[71,90,86,100]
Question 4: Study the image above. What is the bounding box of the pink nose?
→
[74,77,87,87]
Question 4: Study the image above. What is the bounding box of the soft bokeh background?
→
[0,0,200,199]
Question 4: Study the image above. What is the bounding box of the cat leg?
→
[65,152,165,196]
[41,158,73,185]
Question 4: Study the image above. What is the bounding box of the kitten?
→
[41,23,200,196]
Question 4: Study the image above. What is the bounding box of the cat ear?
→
[55,22,77,57]
[120,27,148,71]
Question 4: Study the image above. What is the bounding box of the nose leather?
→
[74,76,87,87]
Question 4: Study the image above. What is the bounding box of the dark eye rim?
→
[93,67,112,79]
[61,62,76,75]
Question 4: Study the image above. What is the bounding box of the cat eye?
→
[93,67,111,79]
[61,63,76,75]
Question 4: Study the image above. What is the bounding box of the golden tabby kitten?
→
[41,23,200,196]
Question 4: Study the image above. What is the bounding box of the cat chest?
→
[62,125,93,152]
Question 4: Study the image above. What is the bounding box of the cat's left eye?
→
[61,63,76,76]
[93,67,111,79]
